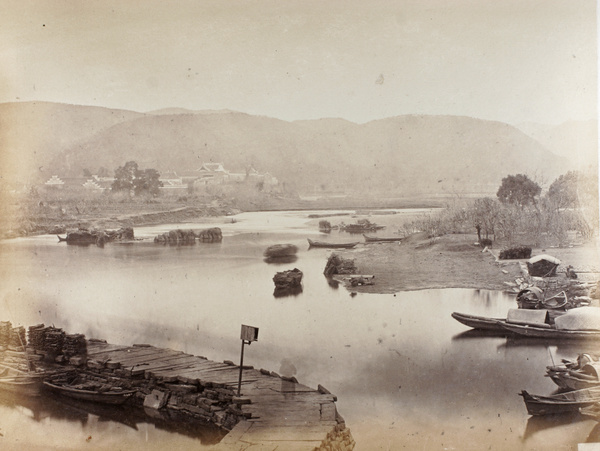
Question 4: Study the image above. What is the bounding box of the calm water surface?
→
[1,210,599,450]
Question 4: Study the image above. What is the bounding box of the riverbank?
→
[340,232,600,295]
[0,191,442,239]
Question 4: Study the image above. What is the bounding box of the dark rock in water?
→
[324,254,357,276]
[264,244,298,258]
[273,268,303,290]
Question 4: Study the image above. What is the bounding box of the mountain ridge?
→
[1,101,594,195]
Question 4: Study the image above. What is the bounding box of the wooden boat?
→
[363,234,403,243]
[43,381,136,405]
[580,403,600,421]
[499,322,600,340]
[307,239,358,249]
[0,366,43,397]
[519,386,600,415]
[546,356,600,391]
[451,312,507,332]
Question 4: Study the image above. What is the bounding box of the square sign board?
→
[241,325,259,342]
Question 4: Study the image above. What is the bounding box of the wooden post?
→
[238,325,259,397]
[237,339,246,397]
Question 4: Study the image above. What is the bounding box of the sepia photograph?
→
[0,1,598,450]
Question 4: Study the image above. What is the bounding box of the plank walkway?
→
[87,341,340,450]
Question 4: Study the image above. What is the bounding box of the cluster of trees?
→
[405,171,598,246]
[111,161,163,197]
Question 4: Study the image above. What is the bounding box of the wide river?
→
[1,209,599,450]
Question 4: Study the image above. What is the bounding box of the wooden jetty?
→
[85,341,354,450]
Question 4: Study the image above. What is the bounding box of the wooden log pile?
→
[63,334,87,357]
[60,227,135,246]
[0,321,11,347]
[27,324,46,350]
[154,227,223,244]
[43,327,66,354]
[9,326,26,350]
[197,227,223,242]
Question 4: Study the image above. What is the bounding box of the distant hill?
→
[0,101,144,185]
[516,120,598,173]
[1,101,587,196]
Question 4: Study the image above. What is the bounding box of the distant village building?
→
[44,175,65,187]
[82,179,103,191]
[43,175,112,193]
[158,171,186,192]
[41,163,278,195]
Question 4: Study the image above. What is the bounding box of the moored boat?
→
[519,386,600,415]
[450,312,507,332]
[363,234,403,243]
[499,322,600,340]
[0,365,44,397]
[307,239,359,249]
[43,380,136,405]
[546,356,600,391]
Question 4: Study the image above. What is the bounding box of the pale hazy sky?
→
[1,0,597,125]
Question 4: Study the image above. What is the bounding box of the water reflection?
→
[523,413,586,440]
[273,286,303,298]
[263,255,298,264]
[0,391,225,445]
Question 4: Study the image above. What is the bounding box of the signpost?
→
[238,325,259,396]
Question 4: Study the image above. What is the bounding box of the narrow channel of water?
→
[1,209,598,450]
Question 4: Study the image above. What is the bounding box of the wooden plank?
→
[87,347,155,360]
[86,343,129,355]
[134,357,204,375]
[149,362,231,380]
[112,349,186,366]
[98,346,175,359]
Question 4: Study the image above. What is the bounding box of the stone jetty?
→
[0,322,354,450]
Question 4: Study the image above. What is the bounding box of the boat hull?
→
[307,239,358,249]
[451,312,506,332]
[0,377,43,397]
[363,234,403,243]
[500,322,600,340]
[43,381,136,405]
[520,388,600,416]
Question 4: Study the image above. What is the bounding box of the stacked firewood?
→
[197,227,222,242]
[28,324,46,351]
[44,327,66,354]
[154,227,223,244]
[9,326,27,350]
[63,334,87,357]
[0,321,11,347]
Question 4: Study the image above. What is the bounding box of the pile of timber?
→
[27,324,46,350]
[42,327,66,355]
[63,334,87,358]
[0,321,11,348]
[9,326,26,351]
[198,227,223,242]
[58,227,134,246]
[154,227,223,244]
